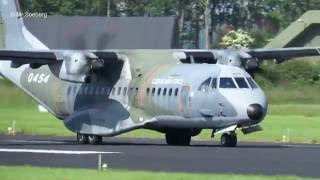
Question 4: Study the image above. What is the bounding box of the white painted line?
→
[0,149,122,155]
[283,144,320,148]
[7,140,67,144]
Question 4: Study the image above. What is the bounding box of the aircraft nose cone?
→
[247,104,264,121]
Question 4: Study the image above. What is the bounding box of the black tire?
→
[220,133,237,147]
[88,135,103,145]
[165,130,191,146]
[77,133,89,144]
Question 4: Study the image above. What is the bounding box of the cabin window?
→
[219,78,236,88]
[123,87,128,96]
[117,87,122,95]
[101,88,105,95]
[95,87,100,95]
[152,88,156,96]
[163,88,167,96]
[73,86,77,95]
[67,87,72,95]
[174,88,179,96]
[198,78,212,92]
[211,78,217,89]
[84,86,88,95]
[235,77,249,88]
[90,87,95,95]
[78,88,83,95]
[168,88,173,96]
[135,87,139,94]
[247,77,258,89]
[157,88,161,96]
[146,88,150,96]
[112,88,115,95]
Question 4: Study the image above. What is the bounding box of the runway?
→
[1,135,320,178]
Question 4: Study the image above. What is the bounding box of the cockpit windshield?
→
[234,77,249,88]
[198,76,257,91]
[247,77,258,89]
[219,78,236,88]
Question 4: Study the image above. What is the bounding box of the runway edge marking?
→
[0,148,122,155]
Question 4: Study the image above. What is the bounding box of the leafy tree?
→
[220,29,254,48]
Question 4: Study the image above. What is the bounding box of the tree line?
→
[20,0,320,48]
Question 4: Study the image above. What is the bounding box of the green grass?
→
[264,87,320,105]
[0,166,315,180]
[1,105,320,144]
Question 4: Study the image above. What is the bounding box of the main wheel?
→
[165,130,191,146]
[77,133,89,144]
[220,133,237,147]
[221,133,238,147]
[88,135,103,145]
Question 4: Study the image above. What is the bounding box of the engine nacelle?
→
[58,51,94,83]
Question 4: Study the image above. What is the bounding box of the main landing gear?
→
[165,129,191,146]
[77,133,103,145]
[220,132,237,147]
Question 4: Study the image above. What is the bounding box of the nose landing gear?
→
[220,132,237,147]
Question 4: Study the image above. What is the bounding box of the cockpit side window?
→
[235,77,249,88]
[198,78,212,92]
[219,78,236,88]
[211,78,217,89]
[247,77,258,89]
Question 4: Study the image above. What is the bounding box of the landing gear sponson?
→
[77,133,103,145]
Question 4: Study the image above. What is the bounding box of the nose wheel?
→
[77,133,103,145]
[220,132,237,147]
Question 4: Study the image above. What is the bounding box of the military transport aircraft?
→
[0,0,319,147]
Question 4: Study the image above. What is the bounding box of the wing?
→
[0,50,58,64]
[246,47,320,62]
[0,49,119,64]
[0,49,120,82]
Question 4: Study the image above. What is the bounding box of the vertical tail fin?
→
[0,0,48,50]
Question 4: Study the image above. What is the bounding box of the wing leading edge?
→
[246,47,320,61]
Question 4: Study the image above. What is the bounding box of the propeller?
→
[57,51,105,83]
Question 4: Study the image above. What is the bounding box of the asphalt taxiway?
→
[0,135,320,178]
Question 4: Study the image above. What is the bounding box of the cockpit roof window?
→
[198,78,212,92]
[247,77,258,89]
[219,78,236,88]
[235,77,249,88]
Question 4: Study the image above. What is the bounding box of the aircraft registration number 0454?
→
[27,73,50,84]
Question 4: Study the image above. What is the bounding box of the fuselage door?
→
[179,84,192,117]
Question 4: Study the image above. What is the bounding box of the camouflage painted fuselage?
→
[0,49,268,136]
[0,0,268,137]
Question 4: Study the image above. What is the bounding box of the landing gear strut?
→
[220,132,237,147]
[77,133,88,144]
[77,133,103,145]
[88,135,103,145]
[165,129,191,146]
